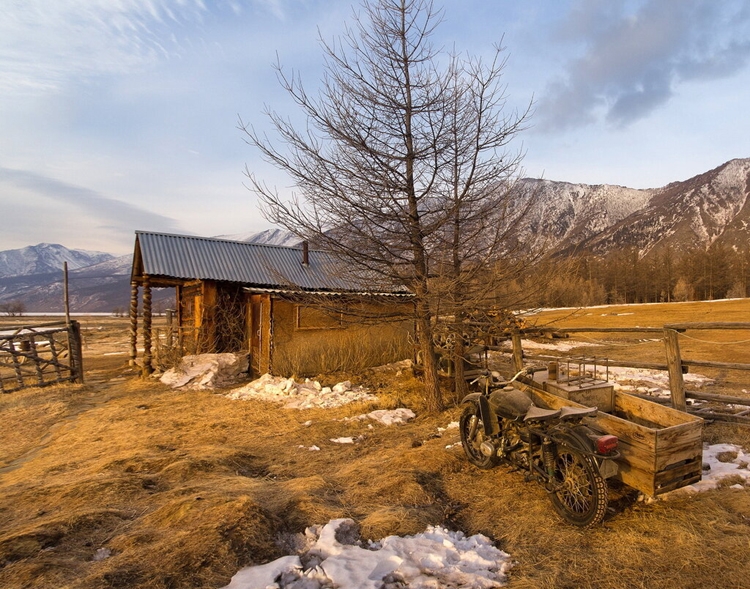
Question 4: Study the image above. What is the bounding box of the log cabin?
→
[129,231,414,376]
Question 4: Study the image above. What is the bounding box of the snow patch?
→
[344,408,416,426]
[160,354,249,390]
[221,518,512,589]
[227,374,376,409]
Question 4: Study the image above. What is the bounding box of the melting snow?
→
[227,374,376,409]
[221,518,512,589]
[344,408,417,426]
[330,437,356,444]
[160,353,249,390]
[663,443,750,496]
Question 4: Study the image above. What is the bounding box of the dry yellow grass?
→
[0,307,749,588]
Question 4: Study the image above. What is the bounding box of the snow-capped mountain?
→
[213,228,303,247]
[520,159,750,255]
[552,158,750,256]
[0,243,113,278]
[1,157,748,311]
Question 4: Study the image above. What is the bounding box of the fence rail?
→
[0,321,84,393]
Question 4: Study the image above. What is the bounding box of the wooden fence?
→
[0,321,84,393]
[510,322,750,425]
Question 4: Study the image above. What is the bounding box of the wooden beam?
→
[665,322,750,330]
[511,331,523,372]
[523,353,670,372]
[686,390,750,406]
[688,410,750,425]
[681,359,750,371]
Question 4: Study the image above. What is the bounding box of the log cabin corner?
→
[129,231,414,377]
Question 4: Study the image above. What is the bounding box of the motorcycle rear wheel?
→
[459,402,499,469]
[548,445,608,527]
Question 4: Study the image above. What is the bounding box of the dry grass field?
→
[1,305,750,589]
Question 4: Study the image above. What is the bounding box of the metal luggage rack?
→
[557,356,610,388]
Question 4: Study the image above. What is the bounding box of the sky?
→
[1,0,749,256]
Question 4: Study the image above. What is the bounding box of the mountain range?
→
[1,157,748,312]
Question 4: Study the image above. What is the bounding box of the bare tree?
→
[241,0,530,411]
[0,300,26,317]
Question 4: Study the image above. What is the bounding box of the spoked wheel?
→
[548,445,608,527]
[459,402,499,469]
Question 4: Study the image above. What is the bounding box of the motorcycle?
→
[459,368,620,527]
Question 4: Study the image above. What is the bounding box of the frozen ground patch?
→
[227,374,376,409]
[222,518,512,589]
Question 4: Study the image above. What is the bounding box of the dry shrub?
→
[274,329,412,376]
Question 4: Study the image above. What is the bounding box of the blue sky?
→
[1,0,749,255]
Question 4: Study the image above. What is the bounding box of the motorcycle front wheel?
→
[459,402,499,469]
[548,445,608,527]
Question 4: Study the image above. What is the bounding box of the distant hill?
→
[2,157,749,311]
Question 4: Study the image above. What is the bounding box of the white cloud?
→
[0,0,289,98]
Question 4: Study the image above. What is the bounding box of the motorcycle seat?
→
[523,406,561,422]
[559,406,598,420]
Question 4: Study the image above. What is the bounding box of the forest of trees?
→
[526,244,750,308]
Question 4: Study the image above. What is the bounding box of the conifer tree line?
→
[523,244,750,308]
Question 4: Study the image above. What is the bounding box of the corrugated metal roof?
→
[134,231,404,293]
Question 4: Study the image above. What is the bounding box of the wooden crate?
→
[516,375,704,497]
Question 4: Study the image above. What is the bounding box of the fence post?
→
[663,328,686,411]
[511,330,524,373]
[68,320,84,383]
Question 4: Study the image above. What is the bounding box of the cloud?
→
[0,166,182,251]
[0,0,287,97]
[537,0,750,131]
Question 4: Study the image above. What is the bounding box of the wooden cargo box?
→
[515,374,703,497]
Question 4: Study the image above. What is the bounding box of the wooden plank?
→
[614,392,699,428]
[595,413,657,458]
[654,459,703,489]
[655,473,702,495]
[654,433,703,471]
[611,452,657,496]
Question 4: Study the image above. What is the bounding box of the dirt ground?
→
[1,307,750,589]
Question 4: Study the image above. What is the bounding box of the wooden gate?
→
[0,321,84,393]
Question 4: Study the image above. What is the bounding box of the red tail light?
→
[595,435,618,455]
